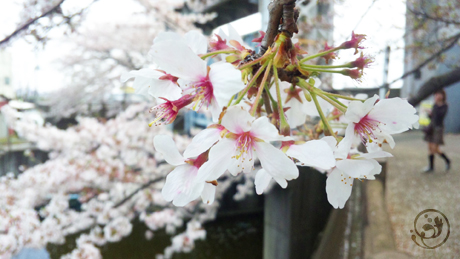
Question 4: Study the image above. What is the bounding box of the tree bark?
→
[260,0,296,54]
[408,67,460,106]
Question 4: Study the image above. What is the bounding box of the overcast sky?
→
[0,0,407,93]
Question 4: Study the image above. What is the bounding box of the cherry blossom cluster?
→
[1,104,254,258]
[122,26,418,210]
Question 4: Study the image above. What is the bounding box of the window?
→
[4,77,10,85]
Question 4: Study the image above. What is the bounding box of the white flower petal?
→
[321,136,338,150]
[273,177,288,188]
[370,97,418,134]
[121,69,162,96]
[255,142,298,185]
[161,165,204,207]
[153,135,185,166]
[195,138,235,182]
[184,30,208,55]
[209,62,245,108]
[226,24,245,44]
[221,105,254,133]
[121,68,160,82]
[150,40,206,81]
[183,128,222,159]
[154,31,183,44]
[227,148,255,176]
[326,168,353,209]
[251,116,292,142]
[336,159,377,178]
[254,169,273,195]
[336,125,355,159]
[366,159,383,177]
[345,95,379,123]
[286,140,336,170]
[209,98,222,123]
[201,183,216,205]
[359,150,392,159]
[148,79,182,101]
[285,98,307,127]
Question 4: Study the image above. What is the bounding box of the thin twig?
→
[114,177,163,208]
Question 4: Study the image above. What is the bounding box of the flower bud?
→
[350,52,373,70]
[339,31,366,54]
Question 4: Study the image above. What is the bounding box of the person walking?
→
[423,89,451,173]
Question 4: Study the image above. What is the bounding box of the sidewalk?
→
[383,131,460,258]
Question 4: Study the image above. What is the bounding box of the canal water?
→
[46,213,264,259]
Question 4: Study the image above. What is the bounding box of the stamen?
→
[354,115,382,144]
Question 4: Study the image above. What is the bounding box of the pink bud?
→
[340,31,366,54]
[342,69,363,80]
[149,95,195,126]
[157,70,179,84]
[321,42,337,64]
[209,34,230,51]
[252,31,266,47]
[350,52,373,70]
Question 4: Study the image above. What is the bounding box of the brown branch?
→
[0,0,66,46]
[408,7,460,25]
[260,0,296,54]
[408,67,460,106]
[114,177,164,208]
[389,31,460,85]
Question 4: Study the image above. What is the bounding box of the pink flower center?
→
[149,95,194,126]
[354,115,382,143]
[193,75,214,109]
[233,132,256,161]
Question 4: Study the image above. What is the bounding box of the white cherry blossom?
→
[344,94,418,148]
[154,135,211,206]
[196,106,298,192]
[324,136,392,209]
[150,36,245,121]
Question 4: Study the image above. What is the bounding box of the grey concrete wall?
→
[264,167,331,259]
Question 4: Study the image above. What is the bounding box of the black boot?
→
[423,155,434,173]
[440,153,451,171]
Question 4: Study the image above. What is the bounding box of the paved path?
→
[383,131,460,258]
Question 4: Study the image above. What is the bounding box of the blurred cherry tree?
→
[404,0,460,105]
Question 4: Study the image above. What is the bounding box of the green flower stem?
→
[263,83,277,104]
[299,46,341,63]
[299,65,344,74]
[272,62,290,134]
[315,91,347,113]
[297,78,347,113]
[320,91,364,101]
[311,91,337,139]
[227,94,236,107]
[234,62,268,105]
[200,50,237,59]
[250,60,272,116]
[301,63,351,69]
[328,95,348,109]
